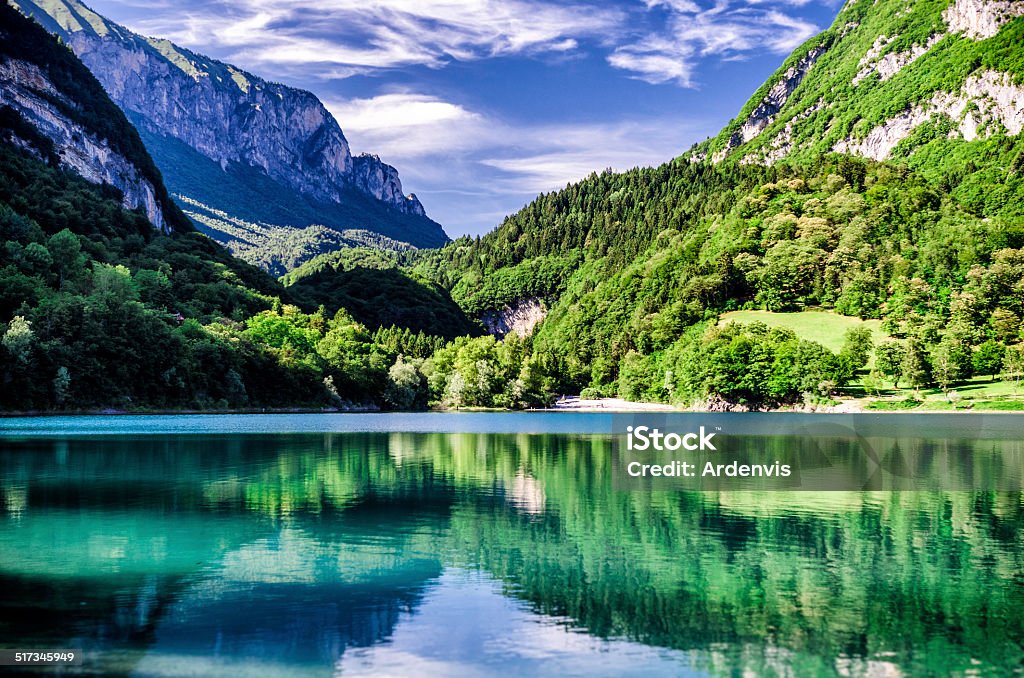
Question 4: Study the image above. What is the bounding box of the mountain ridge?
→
[10,0,450,265]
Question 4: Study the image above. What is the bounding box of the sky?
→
[86,0,845,237]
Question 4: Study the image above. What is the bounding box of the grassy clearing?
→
[718,310,887,354]
[714,311,1024,412]
[861,375,1024,411]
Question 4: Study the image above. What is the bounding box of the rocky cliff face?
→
[481,298,547,338]
[834,70,1024,160]
[705,45,827,163]
[351,155,426,217]
[695,0,1024,168]
[78,33,357,207]
[942,0,1024,39]
[852,33,944,85]
[0,48,170,231]
[63,31,426,217]
[11,0,446,256]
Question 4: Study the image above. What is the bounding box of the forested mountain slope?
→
[281,247,479,340]
[403,0,1024,406]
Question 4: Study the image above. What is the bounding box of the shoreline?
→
[546,396,677,412]
[0,406,378,418]
[2,398,1024,417]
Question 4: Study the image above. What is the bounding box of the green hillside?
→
[419,152,1023,406]
[177,196,416,278]
[282,248,480,340]
[695,0,1024,212]
[401,0,1024,408]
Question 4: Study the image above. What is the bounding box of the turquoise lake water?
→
[1,413,1022,676]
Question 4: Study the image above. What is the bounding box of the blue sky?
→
[87,0,844,237]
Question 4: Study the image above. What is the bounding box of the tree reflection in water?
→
[0,430,1021,676]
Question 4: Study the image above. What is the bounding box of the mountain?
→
[400,0,1024,406]
[0,2,467,412]
[10,0,449,270]
[5,0,1024,413]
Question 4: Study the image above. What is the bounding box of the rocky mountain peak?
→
[351,154,427,217]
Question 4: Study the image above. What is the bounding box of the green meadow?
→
[718,310,887,354]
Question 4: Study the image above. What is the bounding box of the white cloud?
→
[330,93,703,187]
[325,93,490,157]
[98,0,825,89]
[331,94,477,131]
[608,0,820,86]
[608,39,697,86]
[120,0,625,76]
[478,119,705,193]
[746,0,844,6]
[646,0,702,12]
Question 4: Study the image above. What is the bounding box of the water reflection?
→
[0,428,1022,676]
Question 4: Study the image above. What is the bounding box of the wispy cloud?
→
[121,0,625,76]
[478,119,706,194]
[609,0,821,86]
[99,0,824,88]
[328,93,705,187]
[608,38,698,86]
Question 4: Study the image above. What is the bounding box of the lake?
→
[1,413,1022,676]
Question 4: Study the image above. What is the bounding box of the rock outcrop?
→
[740,98,829,166]
[834,70,1024,160]
[702,44,827,163]
[943,0,1024,39]
[736,46,827,146]
[351,155,426,217]
[0,56,170,231]
[481,298,547,338]
[853,33,944,85]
